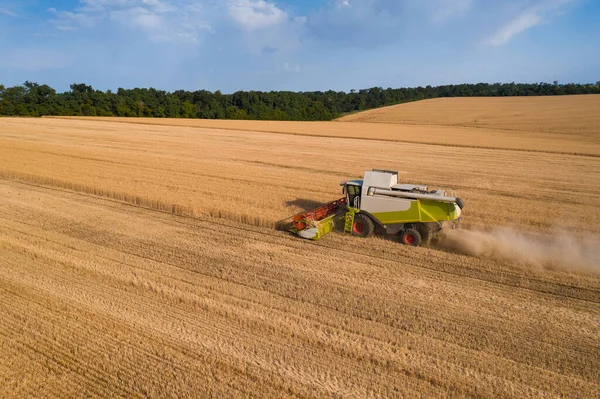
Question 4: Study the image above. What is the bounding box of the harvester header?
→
[290,169,464,246]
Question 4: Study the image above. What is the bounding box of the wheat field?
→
[337,94,600,136]
[3,116,600,233]
[1,98,600,398]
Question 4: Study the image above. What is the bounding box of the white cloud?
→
[336,0,351,8]
[48,8,101,30]
[228,0,288,31]
[486,10,542,46]
[485,0,575,46]
[110,7,163,29]
[49,0,212,43]
[223,0,306,55]
[428,0,473,24]
[135,13,162,29]
[79,0,138,13]
[0,8,18,17]
[45,0,303,52]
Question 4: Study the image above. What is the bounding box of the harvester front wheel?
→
[400,229,422,247]
[352,214,375,238]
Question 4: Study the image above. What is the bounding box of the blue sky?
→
[1,0,598,92]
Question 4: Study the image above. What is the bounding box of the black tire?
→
[351,214,375,238]
[416,224,429,245]
[400,229,422,247]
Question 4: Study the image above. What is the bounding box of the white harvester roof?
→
[344,170,438,193]
[363,170,398,189]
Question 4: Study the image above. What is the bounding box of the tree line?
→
[1,81,599,121]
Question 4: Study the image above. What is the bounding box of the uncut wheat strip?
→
[4,119,600,191]
[0,158,336,228]
[0,170,201,217]
[0,139,340,198]
[2,206,596,396]
[0,122,580,203]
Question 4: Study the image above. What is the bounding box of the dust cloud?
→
[436,226,600,273]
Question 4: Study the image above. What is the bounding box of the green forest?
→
[1,81,599,121]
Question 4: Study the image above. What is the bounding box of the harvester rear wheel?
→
[400,229,422,247]
[352,214,374,238]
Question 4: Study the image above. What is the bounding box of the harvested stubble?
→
[0,180,599,398]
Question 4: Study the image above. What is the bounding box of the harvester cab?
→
[291,169,464,246]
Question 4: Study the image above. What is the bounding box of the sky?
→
[0,0,599,93]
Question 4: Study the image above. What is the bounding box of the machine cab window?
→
[346,184,362,208]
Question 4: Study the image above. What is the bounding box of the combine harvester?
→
[291,170,464,246]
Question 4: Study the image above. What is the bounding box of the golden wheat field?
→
[337,94,600,135]
[1,97,600,398]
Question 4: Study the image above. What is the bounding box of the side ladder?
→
[344,208,357,234]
